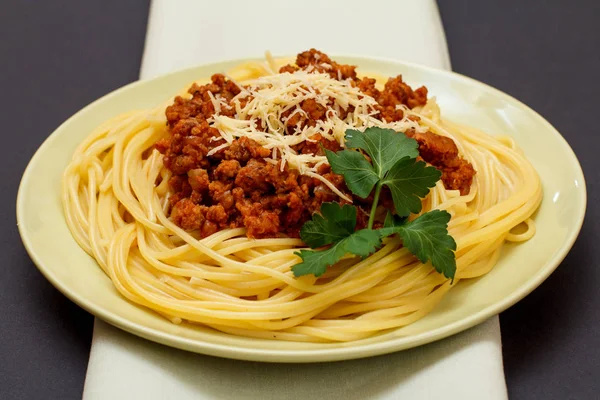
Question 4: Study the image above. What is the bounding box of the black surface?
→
[1,2,149,400]
[438,2,600,399]
[2,1,598,399]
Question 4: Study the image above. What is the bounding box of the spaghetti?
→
[62,51,542,342]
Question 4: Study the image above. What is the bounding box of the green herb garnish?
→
[292,127,457,280]
[378,210,457,280]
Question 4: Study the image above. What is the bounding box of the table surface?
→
[2,1,599,399]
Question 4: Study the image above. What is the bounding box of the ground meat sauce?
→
[156,49,476,239]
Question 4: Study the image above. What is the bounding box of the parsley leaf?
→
[299,202,357,248]
[293,247,340,277]
[293,127,457,281]
[341,229,382,258]
[378,210,457,280]
[294,202,382,277]
[345,127,419,177]
[378,211,407,237]
[293,229,381,277]
[380,158,441,217]
[325,149,378,198]
[327,128,419,199]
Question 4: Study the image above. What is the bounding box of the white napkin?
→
[83,1,508,399]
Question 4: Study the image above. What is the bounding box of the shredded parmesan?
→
[208,71,426,201]
[207,91,221,115]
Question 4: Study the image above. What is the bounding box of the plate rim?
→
[17,55,587,363]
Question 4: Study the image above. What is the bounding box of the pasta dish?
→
[62,50,541,342]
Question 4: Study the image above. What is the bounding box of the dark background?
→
[2,1,598,399]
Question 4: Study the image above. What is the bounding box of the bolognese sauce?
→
[155,49,475,239]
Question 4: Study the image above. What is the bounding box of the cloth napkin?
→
[83,1,508,399]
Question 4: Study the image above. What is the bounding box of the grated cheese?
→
[207,71,427,201]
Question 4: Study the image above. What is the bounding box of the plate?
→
[17,56,586,362]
